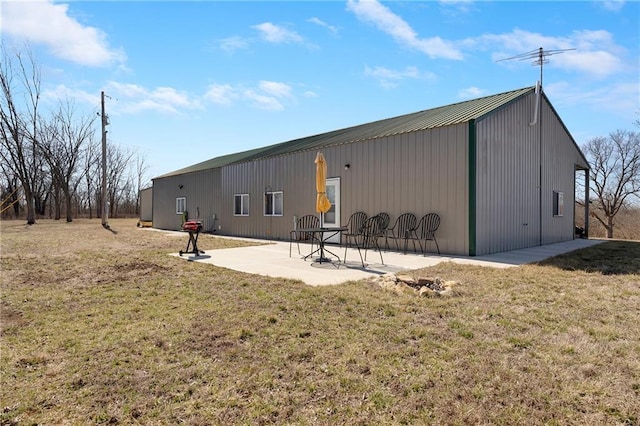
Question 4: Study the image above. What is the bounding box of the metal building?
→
[151,86,590,256]
[139,187,153,223]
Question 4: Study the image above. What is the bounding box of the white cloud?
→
[346,0,463,60]
[46,79,302,115]
[457,87,487,99]
[42,84,195,118]
[483,28,626,79]
[105,82,201,114]
[204,81,298,111]
[364,65,435,88]
[243,90,285,111]
[439,0,475,14]
[204,84,239,105]
[601,0,625,12]
[252,22,304,44]
[150,87,194,108]
[308,17,338,35]
[259,81,293,98]
[1,0,125,67]
[218,36,250,53]
[42,85,100,107]
[546,80,639,116]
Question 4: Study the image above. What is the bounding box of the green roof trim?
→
[155,86,535,179]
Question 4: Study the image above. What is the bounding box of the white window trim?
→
[234,193,249,216]
[264,191,283,217]
[176,197,186,215]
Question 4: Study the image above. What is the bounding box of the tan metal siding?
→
[540,100,581,244]
[475,91,540,255]
[152,168,221,231]
[474,92,586,255]
[139,187,153,221]
[220,153,318,240]
[219,125,469,255]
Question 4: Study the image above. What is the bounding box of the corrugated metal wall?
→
[139,187,153,221]
[152,168,222,232]
[475,91,542,255]
[474,91,585,255]
[218,125,469,255]
[540,99,586,244]
[151,93,586,257]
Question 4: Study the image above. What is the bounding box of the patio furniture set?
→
[289,212,440,267]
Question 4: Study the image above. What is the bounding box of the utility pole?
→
[101,91,109,228]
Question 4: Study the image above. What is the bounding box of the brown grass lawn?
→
[1,219,639,425]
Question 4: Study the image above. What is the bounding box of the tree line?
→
[1,45,149,224]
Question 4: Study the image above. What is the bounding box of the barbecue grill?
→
[179,220,204,256]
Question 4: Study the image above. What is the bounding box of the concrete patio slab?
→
[171,237,604,286]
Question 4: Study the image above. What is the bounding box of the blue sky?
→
[2,0,639,180]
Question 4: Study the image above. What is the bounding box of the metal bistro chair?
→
[384,213,417,254]
[355,215,386,267]
[289,214,320,257]
[411,213,441,255]
[342,211,368,264]
[374,212,391,242]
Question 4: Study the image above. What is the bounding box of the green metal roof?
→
[155,86,534,179]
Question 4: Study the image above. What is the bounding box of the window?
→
[553,191,564,217]
[264,191,283,216]
[234,194,249,216]
[176,197,186,215]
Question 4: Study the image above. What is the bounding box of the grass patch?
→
[1,219,639,424]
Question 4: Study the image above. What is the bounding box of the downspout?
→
[529,81,540,126]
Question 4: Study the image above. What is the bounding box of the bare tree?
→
[0,44,42,224]
[583,129,640,238]
[81,138,101,218]
[134,154,150,216]
[38,99,97,222]
[105,143,135,218]
[0,163,21,218]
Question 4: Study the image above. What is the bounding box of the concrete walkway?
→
[172,237,604,286]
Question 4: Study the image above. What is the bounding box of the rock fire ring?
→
[370,273,458,297]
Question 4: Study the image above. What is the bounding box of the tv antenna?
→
[497,47,576,87]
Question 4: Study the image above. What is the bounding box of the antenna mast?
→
[497,46,576,87]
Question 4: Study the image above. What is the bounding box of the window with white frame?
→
[176,197,186,214]
[264,191,283,216]
[234,194,249,216]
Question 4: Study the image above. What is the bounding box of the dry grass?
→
[576,205,640,240]
[1,219,639,425]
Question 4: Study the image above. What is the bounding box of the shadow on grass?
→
[103,223,118,234]
[535,240,640,275]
